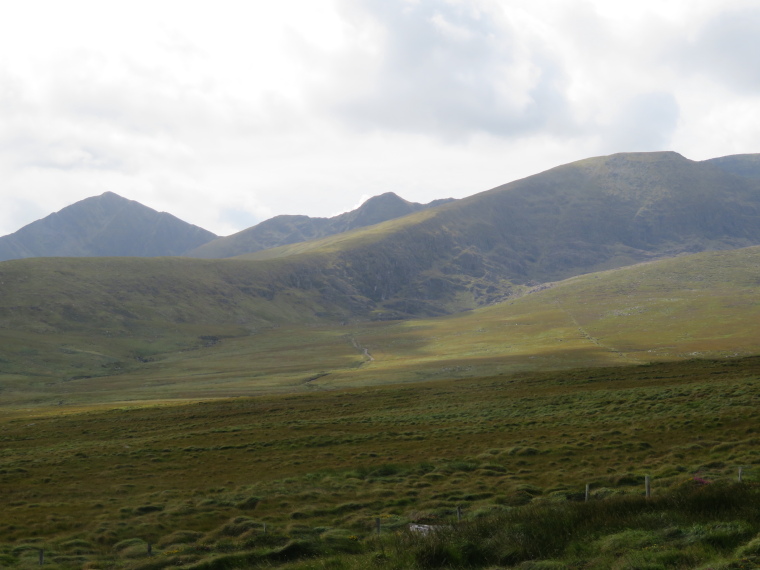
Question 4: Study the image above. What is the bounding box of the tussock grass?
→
[1,357,760,567]
[395,482,760,568]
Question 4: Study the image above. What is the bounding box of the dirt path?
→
[552,298,632,362]
[350,337,374,363]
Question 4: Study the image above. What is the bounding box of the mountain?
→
[4,151,760,323]
[237,151,760,316]
[184,192,454,258]
[704,153,760,180]
[0,192,217,261]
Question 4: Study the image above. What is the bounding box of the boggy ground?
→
[1,356,759,568]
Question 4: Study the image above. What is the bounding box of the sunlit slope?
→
[4,246,760,406]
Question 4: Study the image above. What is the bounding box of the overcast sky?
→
[1,0,758,237]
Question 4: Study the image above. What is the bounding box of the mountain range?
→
[0,191,452,262]
[3,151,760,321]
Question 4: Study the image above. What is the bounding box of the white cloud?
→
[680,6,760,92]
[316,0,577,139]
[0,0,759,238]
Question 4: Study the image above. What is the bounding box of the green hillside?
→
[3,245,760,407]
[0,253,368,403]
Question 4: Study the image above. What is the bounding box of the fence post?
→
[38,549,44,566]
[263,523,267,535]
[457,505,462,522]
[147,543,152,556]
[585,483,590,502]
[739,467,743,483]
[376,517,381,536]
[645,475,651,498]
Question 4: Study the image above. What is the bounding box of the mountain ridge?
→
[184,192,455,258]
[232,151,760,317]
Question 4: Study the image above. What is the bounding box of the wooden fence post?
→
[457,506,462,522]
[375,517,381,536]
[645,475,651,498]
[38,549,44,566]
[585,483,590,502]
[739,467,743,483]
[147,543,152,556]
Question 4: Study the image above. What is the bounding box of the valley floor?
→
[1,357,759,568]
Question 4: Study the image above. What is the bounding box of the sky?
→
[1,0,759,237]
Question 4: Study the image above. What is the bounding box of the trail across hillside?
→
[350,336,374,363]
[552,297,633,363]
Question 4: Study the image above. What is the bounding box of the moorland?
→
[1,151,760,569]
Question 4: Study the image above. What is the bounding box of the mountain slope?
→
[3,245,760,402]
[0,192,217,261]
[704,153,760,180]
[185,192,453,258]
[238,151,760,316]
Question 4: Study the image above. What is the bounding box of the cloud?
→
[606,92,680,152]
[2,0,760,240]
[684,7,760,92]
[318,0,576,139]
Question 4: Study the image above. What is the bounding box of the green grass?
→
[4,246,760,407]
[2,237,760,567]
[1,357,759,567]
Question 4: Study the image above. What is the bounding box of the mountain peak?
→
[98,191,126,200]
[359,192,408,206]
[0,193,216,261]
[345,192,417,228]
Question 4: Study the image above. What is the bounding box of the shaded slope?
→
[185,192,453,258]
[240,151,760,316]
[0,192,216,261]
[0,255,366,337]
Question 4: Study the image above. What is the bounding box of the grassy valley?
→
[1,248,760,569]
[3,152,760,568]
